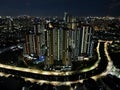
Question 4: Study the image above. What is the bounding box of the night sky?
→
[0,0,120,16]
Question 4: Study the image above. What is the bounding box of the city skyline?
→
[0,0,120,16]
[0,8,120,89]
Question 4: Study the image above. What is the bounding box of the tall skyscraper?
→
[45,22,72,67]
[70,25,94,60]
[23,21,45,57]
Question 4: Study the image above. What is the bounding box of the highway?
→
[91,40,113,80]
[0,41,101,76]
[0,40,113,86]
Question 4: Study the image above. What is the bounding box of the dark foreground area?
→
[0,74,120,90]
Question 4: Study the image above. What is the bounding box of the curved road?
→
[0,40,113,86]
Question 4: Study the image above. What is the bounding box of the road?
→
[0,41,101,76]
[91,40,113,80]
[0,40,113,86]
